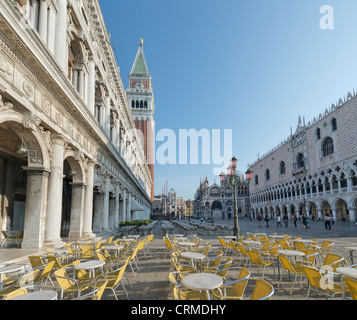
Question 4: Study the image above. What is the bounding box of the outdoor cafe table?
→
[75,260,105,280]
[10,290,58,300]
[277,250,306,280]
[127,235,140,239]
[336,267,357,298]
[345,246,357,264]
[180,252,206,271]
[51,248,70,261]
[181,273,223,300]
[223,236,237,240]
[104,245,125,258]
[173,234,184,237]
[277,249,305,258]
[0,264,25,290]
[243,240,261,247]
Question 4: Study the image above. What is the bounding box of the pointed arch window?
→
[316,128,321,140]
[265,169,270,181]
[322,137,334,156]
[297,153,305,168]
[254,175,259,185]
[279,161,286,175]
[331,118,337,132]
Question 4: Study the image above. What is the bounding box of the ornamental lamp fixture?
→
[219,172,226,183]
[245,169,252,182]
[231,156,238,169]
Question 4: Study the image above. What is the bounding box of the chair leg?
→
[121,281,129,300]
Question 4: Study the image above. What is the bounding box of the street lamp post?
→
[219,157,252,237]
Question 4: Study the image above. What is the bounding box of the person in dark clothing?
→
[264,215,270,228]
[283,214,288,227]
[325,214,331,230]
[293,214,298,227]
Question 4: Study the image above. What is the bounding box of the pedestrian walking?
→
[303,214,310,229]
[325,214,331,230]
[276,214,283,228]
[264,215,270,228]
[283,213,288,227]
[257,214,262,228]
[293,214,297,227]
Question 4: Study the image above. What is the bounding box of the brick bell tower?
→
[127,38,155,201]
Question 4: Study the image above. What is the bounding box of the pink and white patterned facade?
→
[248,91,357,222]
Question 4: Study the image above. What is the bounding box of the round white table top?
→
[178,242,196,246]
[345,246,357,251]
[292,239,313,243]
[51,248,70,254]
[244,240,261,246]
[105,245,124,250]
[181,273,223,291]
[10,290,58,300]
[127,235,140,238]
[75,260,105,270]
[336,267,357,279]
[269,235,284,239]
[180,252,206,260]
[0,264,25,274]
[278,249,305,257]
[173,234,184,237]
[223,236,237,239]
[174,237,188,241]
[119,238,135,242]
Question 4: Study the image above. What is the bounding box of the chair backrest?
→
[216,257,233,278]
[247,250,262,265]
[321,240,333,249]
[137,241,145,251]
[3,288,28,300]
[81,244,94,259]
[278,255,296,273]
[54,268,76,291]
[168,272,180,288]
[344,277,357,300]
[295,242,306,250]
[237,243,249,256]
[35,261,56,283]
[46,255,63,269]
[250,279,274,300]
[232,268,251,297]
[279,239,290,250]
[323,253,344,271]
[28,255,45,268]
[302,265,323,289]
[93,280,108,300]
[72,260,90,280]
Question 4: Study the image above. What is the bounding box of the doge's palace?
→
[0,0,153,248]
[248,92,357,223]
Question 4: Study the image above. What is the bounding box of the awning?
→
[131,198,144,211]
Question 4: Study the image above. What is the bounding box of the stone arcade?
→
[0,0,153,248]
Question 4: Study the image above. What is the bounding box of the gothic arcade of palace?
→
[0,0,155,248]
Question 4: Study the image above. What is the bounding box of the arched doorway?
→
[0,125,28,233]
[321,200,332,219]
[309,202,318,220]
[336,198,349,221]
[211,201,223,219]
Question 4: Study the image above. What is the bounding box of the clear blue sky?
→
[99,0,357,200]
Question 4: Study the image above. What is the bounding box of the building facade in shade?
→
[0,0,152,249]
[193,176,250,220]
[126,39,155,201]
[248,92,357,222]
[184,200,194,219]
